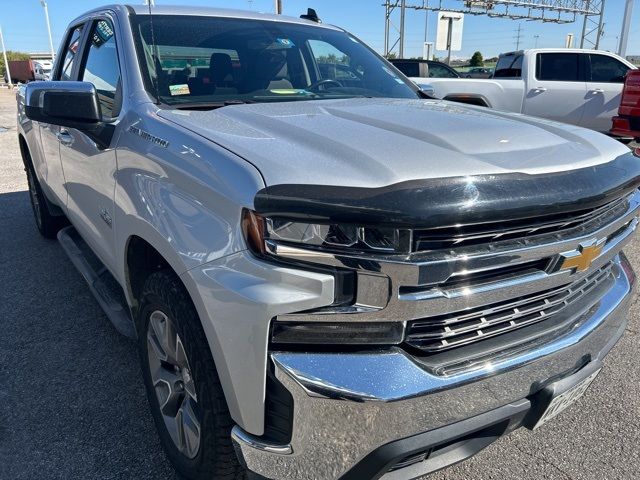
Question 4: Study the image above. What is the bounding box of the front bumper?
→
[233,255,634,480]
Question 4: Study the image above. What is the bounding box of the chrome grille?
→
[405,263,614,353]
[413,195,629,252]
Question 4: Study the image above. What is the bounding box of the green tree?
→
[0,51,31,80]
[385,52,397,60]
[469,51,484,67]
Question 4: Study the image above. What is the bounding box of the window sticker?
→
[169,84,190,96]
[275,38,295,48]
[269,89,311,95]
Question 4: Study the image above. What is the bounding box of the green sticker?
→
[169,84,190,96]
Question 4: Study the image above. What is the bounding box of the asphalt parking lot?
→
[1,87,639,480]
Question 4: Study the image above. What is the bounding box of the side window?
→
[308,39,351,81]
[80,19,122,118]
[393,62,420,77]
[59,25,84,80]
[493,54,523,78]
[428,64,457,78]
[536,53,580,81]
[589,54,630,83]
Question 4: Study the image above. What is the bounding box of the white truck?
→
[420,48,637,133]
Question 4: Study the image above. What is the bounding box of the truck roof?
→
[71,4,341,31]
[500,48,625,56]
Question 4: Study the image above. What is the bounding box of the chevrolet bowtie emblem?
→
[558,239,606,272]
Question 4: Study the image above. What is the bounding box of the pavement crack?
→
[512,442,576,480]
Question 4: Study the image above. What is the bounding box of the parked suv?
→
[17,5,640,480]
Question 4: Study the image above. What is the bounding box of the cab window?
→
[536,53,580,81]
[428,63,457,78]
[392,62,420,77]
[589,54,630,83]
[80,19,122,118]
[59,25,84,80]
[493,54,523,78]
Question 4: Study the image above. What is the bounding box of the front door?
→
[61,17,123,272]
[581,53,634,132]
[39,23,86,207]
[523,52,587,126]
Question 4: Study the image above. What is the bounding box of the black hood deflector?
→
[254,152,640,227]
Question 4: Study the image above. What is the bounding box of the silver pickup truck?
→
[16,5,640,480]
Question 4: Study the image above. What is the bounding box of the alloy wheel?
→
[146,310,201,459]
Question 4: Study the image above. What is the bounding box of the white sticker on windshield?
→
[169,84,190,96]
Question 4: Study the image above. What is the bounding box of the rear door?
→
[522,52,587,126]
[60,16,123,272]
[39,23,86,207]
[581,53,634,132]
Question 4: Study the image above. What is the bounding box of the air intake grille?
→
[405,263,613,353]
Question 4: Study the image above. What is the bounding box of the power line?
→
[514,24,523,50]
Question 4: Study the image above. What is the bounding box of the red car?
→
[611,70,640,143]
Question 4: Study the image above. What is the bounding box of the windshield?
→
[130,15,419,106]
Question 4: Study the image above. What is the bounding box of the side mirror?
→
[25,81,102,130]
[416,83,436,98]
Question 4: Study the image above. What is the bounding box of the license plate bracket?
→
[527,364,602,430]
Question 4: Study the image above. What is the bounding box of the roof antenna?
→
[146,0,161,104]
[300,8,321,23]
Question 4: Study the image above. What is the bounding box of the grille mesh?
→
[405,264,613,353]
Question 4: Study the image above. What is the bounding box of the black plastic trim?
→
[339,399,530,480]
[340,360,604,480]
[254,152,640,228]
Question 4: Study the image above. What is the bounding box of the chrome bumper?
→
[233,256,634,480]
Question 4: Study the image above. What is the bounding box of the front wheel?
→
[138,270,248,480]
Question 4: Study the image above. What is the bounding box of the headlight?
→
[242,209,409,254]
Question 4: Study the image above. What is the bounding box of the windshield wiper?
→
[172,99,255,110]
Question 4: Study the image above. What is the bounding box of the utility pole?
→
[274,0,282,14]
[0,25,12,88]
[399,0,406,58]
[514,24,522,50]
[618,0,634,57]
[423,0,429,43]
[40,1,55,60]
[533,34,539,48]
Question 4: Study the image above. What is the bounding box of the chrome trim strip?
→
[231,426,293,455]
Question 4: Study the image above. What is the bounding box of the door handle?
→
[533,87,547,92]
[590,88,605,94]
[56,129,73,146]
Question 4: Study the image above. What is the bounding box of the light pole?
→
[533,35,539,48]
[0,25,12,87]
[40,1,55,60]
[618,0,634,57]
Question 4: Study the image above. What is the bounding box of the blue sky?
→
[1,0,638,58]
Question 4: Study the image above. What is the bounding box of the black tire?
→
[138,270,247,480]
[25,163,67,239]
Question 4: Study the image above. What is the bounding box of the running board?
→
[57,226,136,338]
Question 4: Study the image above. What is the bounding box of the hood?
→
[159,98,630,188]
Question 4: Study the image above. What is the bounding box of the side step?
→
[57,226,136,338]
